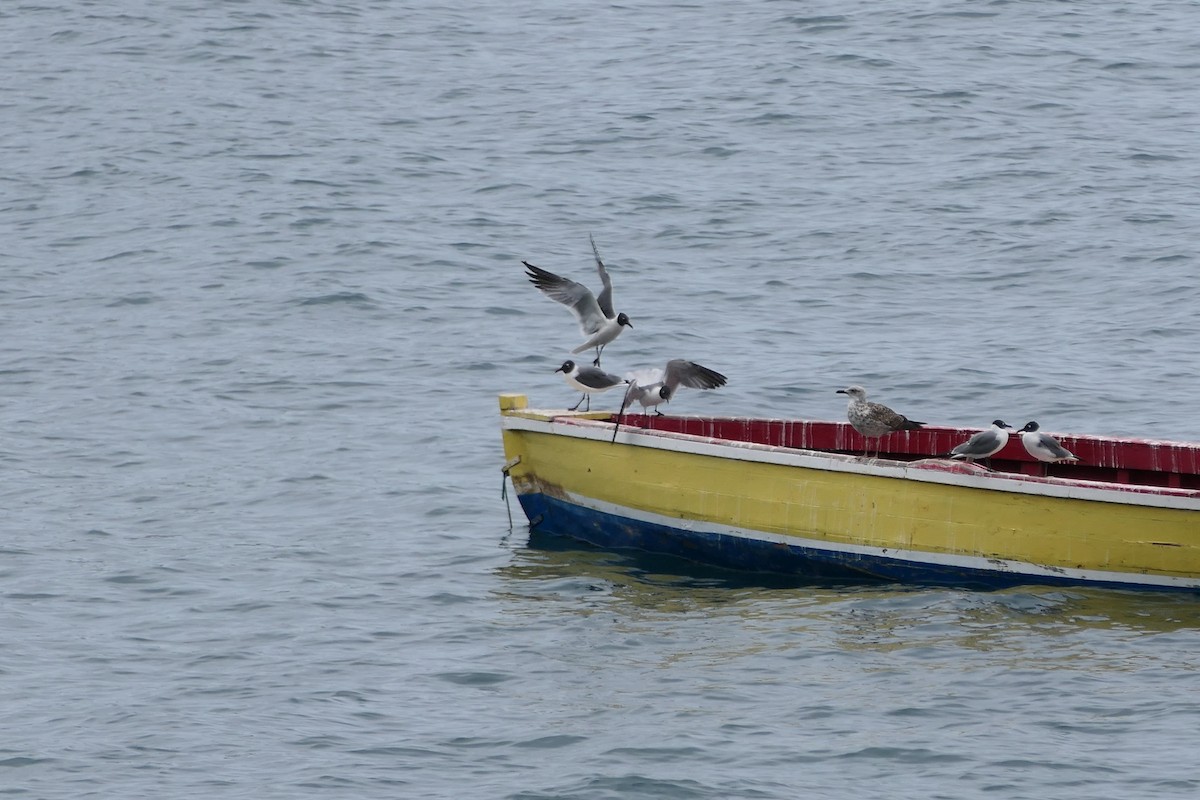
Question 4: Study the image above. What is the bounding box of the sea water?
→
[3,1,1199,797]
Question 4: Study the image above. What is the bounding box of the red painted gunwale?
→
[604,414,1200,494]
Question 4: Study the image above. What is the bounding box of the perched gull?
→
[611,360,728,442]
[1018,421,1080,464]
[947,420,1013,464]
[622,360,728,416]
[836,385,925,456]
[523,236,632,367]
[555,359,627,412]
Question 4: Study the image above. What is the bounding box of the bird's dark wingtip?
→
[697,364,728,389]
[523,261,553,287]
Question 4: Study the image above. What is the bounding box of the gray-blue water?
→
[4,1,1200,797]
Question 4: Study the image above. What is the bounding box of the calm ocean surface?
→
[4,1,1200,797]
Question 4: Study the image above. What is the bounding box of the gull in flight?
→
[524,236,632,367]
[555,359,628,412]
[611,360,728,442]
[836,385,925,457]
[947,420,1013,465]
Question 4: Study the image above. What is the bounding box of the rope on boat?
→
[500,456,521,532]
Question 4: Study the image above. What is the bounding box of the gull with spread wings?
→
[611,360,727,442]
[523,236,632,367]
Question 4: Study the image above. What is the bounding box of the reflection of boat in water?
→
[505,531,1200,637]
[499,394,1200,593]
[512,527,817,590]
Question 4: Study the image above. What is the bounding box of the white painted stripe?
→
[559,490,1200,590]
[502,415,1200,511]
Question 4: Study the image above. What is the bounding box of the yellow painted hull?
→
[500,395,1200,590]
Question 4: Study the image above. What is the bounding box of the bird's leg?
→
[569,394,586,411]
[584,395,590,412]
[655,409,665,417]
[593,344,604,368]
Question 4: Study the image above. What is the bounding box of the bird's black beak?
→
[836,389,847,395]
[554,366,565,373]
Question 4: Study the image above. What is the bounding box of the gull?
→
[836,385,925,456]
[1018,421,1080,465]
[555,359,628,412]
[622,360,728,416]
[523,235,632,367]
[947,420,1013,464]
[611,360,728,442]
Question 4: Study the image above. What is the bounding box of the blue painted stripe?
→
[517,492,1195,593]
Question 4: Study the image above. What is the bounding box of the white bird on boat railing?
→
[947,420,1013,465]
[836,385,925,457]
[555,359,628,412]
[524,235,632,367]
[611,360,728,442]
[1018,421,1080,465]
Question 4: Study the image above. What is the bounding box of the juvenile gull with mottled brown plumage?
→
[836,385,925,456]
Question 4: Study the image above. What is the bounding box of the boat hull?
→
[518,491,1199,591]
[500,396,1200,592]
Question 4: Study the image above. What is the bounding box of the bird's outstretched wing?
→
[625,367,665,386]
[664,360,728,391]
[621,381,652,407]
[523,260,606,336]
[589,235,616,319]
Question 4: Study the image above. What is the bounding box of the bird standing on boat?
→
[836,385,925,456]
[948,420,1013,465]
[611,360,728,442]
[1018,421,1080,464]
[524,235,632,367]
[622,360,728,416]
[555,359,628,412]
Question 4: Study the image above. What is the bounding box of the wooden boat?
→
[498,394,1200,592]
